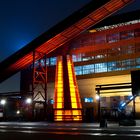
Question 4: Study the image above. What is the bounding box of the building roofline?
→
[92,9,140,29]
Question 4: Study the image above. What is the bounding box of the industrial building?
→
[0,0,139,122]
[20,9,140,121]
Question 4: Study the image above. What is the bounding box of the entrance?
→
[96,83,135,121]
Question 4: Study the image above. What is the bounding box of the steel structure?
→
[0,0,133,83]
[32,51,47,120]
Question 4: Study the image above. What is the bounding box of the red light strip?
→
[1,0,133,82]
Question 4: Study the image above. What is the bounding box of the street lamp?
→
[95,94,100,121]
[16,110,20,114]
[16,110,21,115]
[0,99,6,105]
[95,94,100,100]
[25,98,32,104]
[25,98,33,121]
[0,99,6,120]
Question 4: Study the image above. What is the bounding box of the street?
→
[0,122,140,140]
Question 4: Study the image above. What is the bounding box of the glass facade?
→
[47,22,140,76]
[74,59,140,75]
[70,24,140,76]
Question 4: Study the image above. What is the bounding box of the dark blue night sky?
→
[0,0,91,62]
[0,0,140,92]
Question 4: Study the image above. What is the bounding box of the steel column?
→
[32,50,47,120]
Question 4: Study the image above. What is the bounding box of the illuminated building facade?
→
[69,10,140,120]
[19,9,140,121]
[0,0,134,121]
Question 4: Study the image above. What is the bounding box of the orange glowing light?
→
[67,56,78,109]
[67,55,82,121]
[54,56,64,119]
[54,55,82,121]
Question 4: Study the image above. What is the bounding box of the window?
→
[121,59,135,69]
[135,43,140,53]
[108,62,117,71]
[46,58,49,66]
[107,33,119,43]
[74,66,82,75]
[84,98,93,103]
[120,30,134,40]
[50,57,56,65]
[95,63,107,73]
[136,58,140,68]
[121,45,135,54]
[80,36,92,46]
[134,28,140,37]
[95,35,106,44]
[108,47,121,56]
[83,64,94,74]
[72,54,82,62]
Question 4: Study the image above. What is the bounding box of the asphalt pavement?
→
[0,120,140,140]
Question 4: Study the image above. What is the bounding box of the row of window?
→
[74,58,140,75]
[37,57,140,75]
[72,43,140,62]
[35,57,57,66]
[70,28,140,48]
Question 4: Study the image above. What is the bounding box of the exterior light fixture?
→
[16,110,20,115]
[0,99,6,105]
[95,94,100,100]
[26,98,32,104]
[129,96,134,100]
[121,102,126,107]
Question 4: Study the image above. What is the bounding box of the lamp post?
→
[26,98,32,104]
[0,99,6,120]
[25,98,32,120]
[95,91,100,122]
